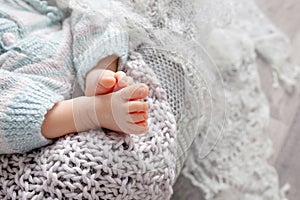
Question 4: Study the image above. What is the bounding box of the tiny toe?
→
[118,76,134,88]
[136,120,148,127]
[99,76,116,88]
[127,121,149,134]
[101,70,115,78]
[115,71,126,81]
[128,112,148,123]
[120,84,149,100]
[128,101,149,113]
[95,71,116,93]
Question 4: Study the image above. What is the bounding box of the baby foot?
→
[93,83,149,134]
[85,70,134,96]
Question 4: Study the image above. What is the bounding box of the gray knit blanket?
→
[0,52,177,199]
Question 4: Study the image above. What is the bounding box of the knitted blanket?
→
[0,52,177,199]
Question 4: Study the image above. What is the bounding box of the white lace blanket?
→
[182,0,299,200]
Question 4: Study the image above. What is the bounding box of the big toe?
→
[95,72,116,95]
[100,76,116,88]
[120,84,149,101]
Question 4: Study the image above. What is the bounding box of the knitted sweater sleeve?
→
[0,69,64,155]
[70,10,129,91]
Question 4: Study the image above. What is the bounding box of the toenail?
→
[144,103,149,110]
[139,87,145,94]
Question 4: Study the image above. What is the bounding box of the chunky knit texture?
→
[0,0,128,154]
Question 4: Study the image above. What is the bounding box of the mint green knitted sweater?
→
[0,0,128,154]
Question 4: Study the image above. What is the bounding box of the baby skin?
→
[41,55,149,139]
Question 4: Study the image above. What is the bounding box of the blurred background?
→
[172,0,300,199]
[257,0,300,199]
